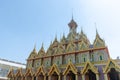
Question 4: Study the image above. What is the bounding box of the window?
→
[32,60,35,67]
[57,61,59,65]
[100,55,103,60]
[92,55,94,61]
[84,57,86,62]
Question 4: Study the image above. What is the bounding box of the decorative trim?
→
[81,61,98,74]
[63,61,77,75]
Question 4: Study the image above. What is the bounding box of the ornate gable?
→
[25,68,33,76]
[66,42,76,53]
[28,47,38,59]
[79,29,90,45]
[67,32,76,42]
[48,64,60,76]
[93,31,105,48]
[103,59,120,73]
[46,42,53,56]
[38,44,45,57]
[60,34,66,44]
[52,37,59,47]
[15,68,23,77]
[46,48,52,56]
[63,61,77,75]
[54,43,64,55]
[7,68,14,78]
[81,61,98,74]
[78,40,89,51]
[36,65,45,76]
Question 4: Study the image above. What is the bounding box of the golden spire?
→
[33,43,36,52]
[68,15,77,33]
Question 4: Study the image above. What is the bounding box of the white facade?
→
[0,58,26,80]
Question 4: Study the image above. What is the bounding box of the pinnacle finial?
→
[81,27,83,34]
[94,23,99,37]
[33,43,36,51]
[71,8,73,19]
[96,28,100,38]
[55,35,57,41]
[94,22,97,28]
[41,43,44,48]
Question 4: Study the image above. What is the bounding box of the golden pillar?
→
[44,76,46,80]
[96,74,99,80]
[58,75,60,80]
[82,75,85,80]
[25,77,27,80]
[64,75,66,80]
[76,74,78,80]
[36,77,38,80]
[48,76,51,80]
[32,77,34,80]
[104,73,108,80]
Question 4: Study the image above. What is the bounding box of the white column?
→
[96,74,99,80]
[82,75,85,80]
[104,73,108,80]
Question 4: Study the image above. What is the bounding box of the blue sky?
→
[0,0,120,63]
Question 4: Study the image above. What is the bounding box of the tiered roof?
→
[27,18,105,60]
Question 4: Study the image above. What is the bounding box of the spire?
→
[33,44,36,52]
[38,43,45,57]
[94,28,105,48]
[41,43,44,51]
[60,33,66,44]
[81,27,83,34]
[52,35,59,47]
[55,35,57,42]
[95,23,100,38]
[28,44,37,59]
[72,11,73,20]
[68,15,77,33]
[96,28,100,38]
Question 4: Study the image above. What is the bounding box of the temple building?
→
[0,58,25,80]
[8,18,120,80]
